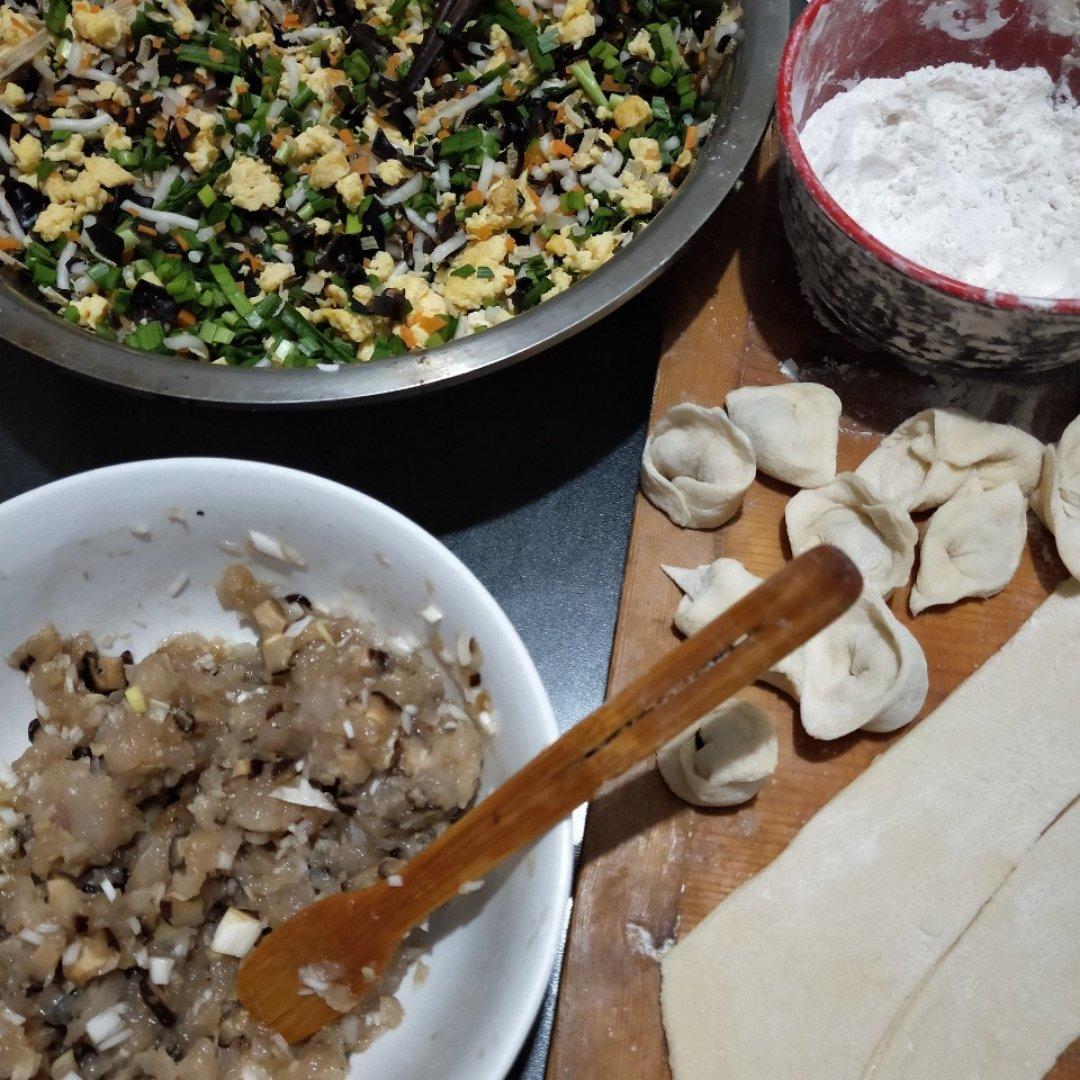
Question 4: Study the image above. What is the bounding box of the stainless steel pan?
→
[0,0,788,406]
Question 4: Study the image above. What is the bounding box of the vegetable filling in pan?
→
[0,0,738,366]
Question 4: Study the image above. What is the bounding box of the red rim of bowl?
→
[776,0,1080,316]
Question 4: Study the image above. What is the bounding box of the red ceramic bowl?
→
[777,0,1080,372]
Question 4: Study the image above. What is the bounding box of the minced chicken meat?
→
[0,563,488,1078]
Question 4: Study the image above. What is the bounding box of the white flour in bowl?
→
[798,63,1080,298]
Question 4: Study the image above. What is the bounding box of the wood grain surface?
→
[546,125,1080,1079]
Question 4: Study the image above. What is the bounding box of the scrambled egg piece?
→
[1,83,26,109]
[292,124,339,163]
[0,8,34,47]
[309,146,349,190]
[557,0,596,47]
[615,173,653,215]
[540,266,574,301]
[258,262,294,292]
[38,155,134,238]
[627,28,655,60]
[550,231,619,274]
[613,95,652,130]
[102,124,131,152]
[465,177,537,237]
[73,294,108,326]
[11,134,42,175]
[489,24,511,50]
[307,67,348,102]
[71,2,132,48]
[34,203,78,242]
[225,155,281,211]
[442,235,515,312]
[367,251,395,281]
[376,159,409,186]
[87,80,130,106]
[335,172,366,210]
[629,137,662,175]
[311,307,374,344]
[311,217,331,235]
[389,271,448,344]
[184,131,219,173]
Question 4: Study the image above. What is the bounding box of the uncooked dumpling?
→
[798,589,928,739]
[725,383,841,488]
[657,699,778,808]
[784,474,917,597]
[910,479,1027,615]
[663,560,803,694]
[856,409,1043,512]
[641,403,756,529]
[1033,416,1080,580]
[664,559,927,738]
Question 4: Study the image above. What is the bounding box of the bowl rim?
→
[775,0,1080,316]
[0,0,789,407]
[0,457,575,1080]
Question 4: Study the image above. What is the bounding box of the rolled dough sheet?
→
[661,581,1080,1080]
[864,797,1080,1080]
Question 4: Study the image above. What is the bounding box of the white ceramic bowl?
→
[0,458,573,1080]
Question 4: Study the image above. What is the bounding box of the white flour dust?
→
[799,63,1080,298]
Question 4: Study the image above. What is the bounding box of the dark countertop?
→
[0,274,667,1078]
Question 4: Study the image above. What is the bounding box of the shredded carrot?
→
[504,236,514,254]
[546,101,560,112]
[137,224,157,238]
[176,309,197,328]
[66,230,80,242]
[683,125,698,151]
[385,53,404,78]
[338,127,355,145]
[269,130,287,150]
[463,187,485,207]
[668,165,682,182]
[471,225,495,241]
[399,326,419,348]
[437,127,450,140]
[0,237,22,251]
[173,115,191,140]
[282,12,300,27]
[174,233,190,252]
[548,139,573,158]
[47,92,69,107]
[600,75,627,93]
[34,114,51,130]
[609,127,623,140]
[523,142,545,168]
[411,313,446,334]
[517,3,531,15]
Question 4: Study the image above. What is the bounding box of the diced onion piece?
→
[148,956,174,985]
[85,1003,127,1048]
[210,908,263,958]
[269,777,336,812]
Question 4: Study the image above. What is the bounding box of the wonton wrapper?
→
[664,558,927,738]
[725,382,841,488]
[657,699,777,808]
[641,403,756,529]
[785,473,917,597]
[1033,416,1080,580]
[856,409,1043,512]
[910,479,1027,615]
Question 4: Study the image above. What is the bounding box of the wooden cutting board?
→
[545,124,1080,1078]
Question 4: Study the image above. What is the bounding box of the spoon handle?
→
[389,545,861,928]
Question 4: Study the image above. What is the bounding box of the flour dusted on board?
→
[799,63,1080,298]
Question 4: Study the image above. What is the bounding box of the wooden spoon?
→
[236,545,862,1042]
